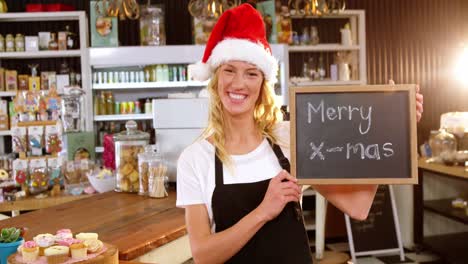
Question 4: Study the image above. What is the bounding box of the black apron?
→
[211,140,312,263]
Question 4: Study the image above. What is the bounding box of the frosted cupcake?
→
[69,240,87,259]
[84,239,103,253]
[55,229,73,241]
[75,232,98,241]
[44,245,70,264]
[21,241,39,262]
[56,237,77,247]
[33,233,56,256]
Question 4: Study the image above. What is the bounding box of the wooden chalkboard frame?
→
[290,85,418,185]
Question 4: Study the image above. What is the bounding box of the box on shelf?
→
[63,132,96,161]
[38,32,50,51]
[0,68,4,91]
[90,1,118,47]
[25,36,39,52]
[58,32,67,50]
[56,74,69,94]
[29,76,41,91]
[0,100,8,131]
[5,70,17,91]
[18,75,29,90]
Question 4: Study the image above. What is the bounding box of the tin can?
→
[114,72,119,83]
[125,72,130,83]
[121,102,127,114]
[97,72,103,84]
[135,101,141,114]
[128,101,135,114]
[92,72,98,84]
[172,66,178,81]
[120,71,125,83]
[103,72,108,83]
[140,71,145,83]
[179,66,186,81]
[115,101,120,114]
[168,65,174,82]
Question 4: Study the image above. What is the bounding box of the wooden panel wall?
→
[3,0,468,143]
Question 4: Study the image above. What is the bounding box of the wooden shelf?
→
[424,199,468,224]
[92,81,209,90]
[419,158,468,180]
[0,11,85,22]
[423,232,468,264]
[94,114,153,121]
[0,194,93,212]
[0,50,82,59]
[288,44,360,52]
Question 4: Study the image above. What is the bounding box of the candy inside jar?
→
[138,145,160,196]
[114,121,149,193]
[148,160,168,198]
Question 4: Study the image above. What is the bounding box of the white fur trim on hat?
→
[189,38,279,84]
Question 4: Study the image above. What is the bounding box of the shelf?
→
[92,81,209,90]
[0,50,82,59]
[0,11,85,22]
[424,199,468,224]
[0,91,16,97]
[290,10,364,19]
[288,44,360,52]
[423,232,468,264]
[0,130,10,136]
[290,79,363,86]
[303,210,316,231]
[95,147,104,153]
[94,114,153,121]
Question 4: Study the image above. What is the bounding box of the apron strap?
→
[214,150,224,186]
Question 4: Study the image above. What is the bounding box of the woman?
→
[177,4,424,263]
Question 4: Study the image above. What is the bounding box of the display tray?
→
[8,243,118,264]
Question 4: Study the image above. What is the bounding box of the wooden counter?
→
[0,194,93,213]
[0,191,186,261]
[418,157,468,179]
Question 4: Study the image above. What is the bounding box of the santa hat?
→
[189,3,278,84]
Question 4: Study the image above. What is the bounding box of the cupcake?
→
[75,232,98,241]
[84,239,103,253]
[55,229,73,241]
[56,237,77,247]
[69,240,87,259]
[22,241,39,262]
[33,233,56,256]
[44,246,70,264]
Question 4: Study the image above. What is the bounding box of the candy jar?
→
[114,121,149,193]
[61,88,84,132]
[148,158,168,198]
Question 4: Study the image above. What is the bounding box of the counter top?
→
[0,193,94,212]
[418,158,468,180]
[0,191,186,261]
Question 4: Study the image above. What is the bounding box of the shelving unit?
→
[288,10,366,88]
[94,114,153,121]
[92,81,209,90]
[0,11,90,154]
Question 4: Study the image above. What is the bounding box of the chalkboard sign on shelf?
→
[290,85,418,185]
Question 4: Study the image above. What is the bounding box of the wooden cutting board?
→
[8,243,118,264]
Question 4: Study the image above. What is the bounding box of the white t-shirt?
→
[176,121,291,232]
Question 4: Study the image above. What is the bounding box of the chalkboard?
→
[345,185,405,262]
[290,85,418,184]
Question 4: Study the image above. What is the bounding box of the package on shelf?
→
[8,102,17,128]
[11,126,27,153]
[47,156,64,189]
[5,70,17,91]
[25,36,39,52]
[45,123,63,154]
[0,68,4,91]
[56,74,69,94]
[64,158,93,195]
[13,90,62,123]
[41,71,57,90]
[28,157,48,195]
[28,126,44,156]
[12,158,28,186]
[0,99,8,131]
[63,132,96,161]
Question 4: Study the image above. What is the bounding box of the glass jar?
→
[114,121,149,193]
[61,88,84,132]
[430,129,457,165]
[139,6,166,46]
[15,34,24,52]
[148,159,168,198]
[138,145,160,196]
[5,34,14,52]
[0,34,4,52]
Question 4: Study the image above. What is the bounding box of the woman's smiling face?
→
[217,60,264,118]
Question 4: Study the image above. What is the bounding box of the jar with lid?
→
[429,129,457,165]
[61,87,84,132]
[137,145,160,196]
[5,34,14,52]
[15,34,24,52]
[139,5,166,46]
[114,120,149,193]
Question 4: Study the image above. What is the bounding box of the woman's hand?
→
[257,170,301,222]
[389,80,423,122]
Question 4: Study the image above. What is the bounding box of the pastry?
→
[22,241,39,262]
[83,239,103,253]
[76,232,98,241]
[33,233,55,256]
[44,245,69,264]
[56,237,78,247]
[70,241,87,259]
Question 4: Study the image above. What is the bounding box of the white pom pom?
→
[188,61,212,82]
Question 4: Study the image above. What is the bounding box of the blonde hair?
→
[201,68,283,167]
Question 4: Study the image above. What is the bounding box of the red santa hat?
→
[189,3,278,84]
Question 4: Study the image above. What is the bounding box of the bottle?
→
[318,54,326,80]
[156,65,164,82]
[302,62,309,79]
[48,33,58,50]
[99,92,107,115]
[145,98,152,113]
[106,92,114,115]
[301,27,310,45]
[135,101,141,114]
[93,94,100,116]
[307,57,317,80]
[310,26,319,45]
[65,25,75,50]
[5,34,14,52]
[163,65,169,82]
[15,34,24,52]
